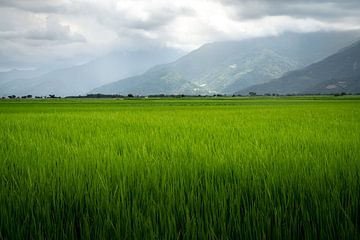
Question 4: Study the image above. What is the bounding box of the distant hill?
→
[0,48,183,97]
[239,40,360,95]
[92,31,360,96]
[0,69,46,86]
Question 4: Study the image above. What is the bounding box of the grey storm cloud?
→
[1,0,360,23]
[26,16,86,43]
[98,7,179,31]
[0,0,360,70]
[0,17,86,43]
[222,0,360,20]
[0,0,69,13]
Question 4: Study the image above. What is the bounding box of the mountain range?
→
[1,31,359,97]
[92,31,360,96]
[0,48,183,97]
[240,40,360,95]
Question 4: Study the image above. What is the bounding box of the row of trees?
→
[5,94,61,99]
[2,92,357,100]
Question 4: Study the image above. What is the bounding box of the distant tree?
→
[49,94,56,98]
[127,94,134,98]
[27,95,32,98]
[334,92,347,97]
[249,92,256,96]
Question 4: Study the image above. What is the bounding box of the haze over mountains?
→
[0,48,183,97]
[92,31,360,96]
[240,40,360,95]
[0,69,46,87]
[1,31,360,97]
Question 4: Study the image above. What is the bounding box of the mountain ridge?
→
[0,48,183,97]
[239,40,360,95]
[92,31,360,96]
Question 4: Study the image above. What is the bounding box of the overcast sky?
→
[0,0,360,71]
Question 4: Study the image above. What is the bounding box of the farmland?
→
[1,97,360,239]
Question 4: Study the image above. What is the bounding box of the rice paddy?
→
[1,97,360,239]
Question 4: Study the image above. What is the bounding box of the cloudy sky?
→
[0,0,360,71]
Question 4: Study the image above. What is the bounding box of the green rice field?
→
[1,97,360,239]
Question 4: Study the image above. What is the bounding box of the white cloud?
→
[0,0,360,70]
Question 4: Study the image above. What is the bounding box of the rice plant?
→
[0,97,359,239]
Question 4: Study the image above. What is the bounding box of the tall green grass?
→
[1,98,360,239]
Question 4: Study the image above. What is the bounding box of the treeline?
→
[4,94,61,99]
[247,92,357,97]
[66,92,359,99]
[66,93,243,98]
[2,92,359,100]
